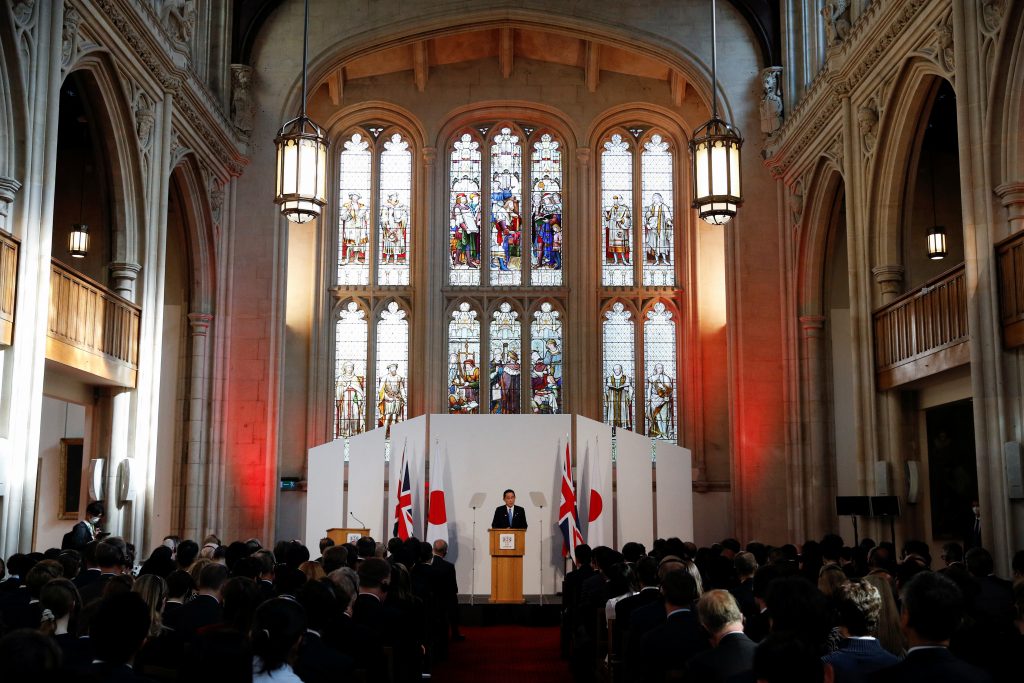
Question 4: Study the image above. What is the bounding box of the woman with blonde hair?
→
[864,572,905,656]
[298,560,325,582]
[133,573,185,679]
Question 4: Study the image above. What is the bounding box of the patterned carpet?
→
[430,625,570,682]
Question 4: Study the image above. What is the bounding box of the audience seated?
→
[686,589,757,682]
[821,578,898,682]
[252,597,306,682]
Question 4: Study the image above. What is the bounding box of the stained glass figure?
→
[531,134,563,286]
[602,302,635,429]
[338,133,372,285]
[490,128,523,286]
[450,133,482,286]
[378,133,412,286]
[375,302,408,436]
[642,134,674,287]
[447,302,481,413]
[334,302,368,438]
[644,302,677,440]
[601,134,634,286]
[489,302,522,414]
[530,302,563,414]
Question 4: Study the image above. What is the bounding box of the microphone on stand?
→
[350,511,366,527]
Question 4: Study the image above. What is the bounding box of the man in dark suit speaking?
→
[491,489,528,529]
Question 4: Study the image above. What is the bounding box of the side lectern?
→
[326,527,370,546]
[489,528,526,603]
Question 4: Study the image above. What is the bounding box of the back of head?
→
[26,560,63,598]
[198,561,230,592]
[964,547,994,578]
[697,589,742,634]
[132,574,168,637]
[357,557,391,589]
[817,563,848,598]
[166,569,195,600]
[903,570,964,642]
[40,578,80,620]
[183,629,252,683]
[221,576,261,633]
[322,545,349,574]
[834,578,881,636]
[721,538,741,555]
[284,541,310,569]
[90,592,151,664]
[621,542,646,563]
[57,549,82,579]
[661,568,699,608]
[94,540,124,570]
[176,540,200,568]
[355,536,376,559]
[297,578,339,631]
[635,556,659,587]
[734,551,758,577]
[252,597,306,673]
[319,537,335,554]
[941,542,964,565]
[327,567,358,609]
[0,628,62,679]
[573,544,592,568]
[766,576,830,647]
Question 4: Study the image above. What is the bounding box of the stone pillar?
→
[800,315,831,537]
[996,183,1024,235]
[419,146,439,416]
[109,261,142,302]
[103,388,133,538]
[871,264,904,304]
[0,177,22,233]
[184,312,213,539]
[573,147,595,419]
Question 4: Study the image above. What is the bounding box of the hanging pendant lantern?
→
[926,224,947,260]
[69,223,90,258]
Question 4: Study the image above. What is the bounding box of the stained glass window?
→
[643,302,676,440]
[602,302,635,430]
[530,302,563,414]
[338,133,372,286]
[375,301,408,436]
[489,302,521,414]
[378,133,412,286]
[450,133,482,286]
[490,128,523,286]
[601,134,634,286]
[447,302,481,413]
[641,135,674,287]
[334,302,368,438]
[531,134,563,286]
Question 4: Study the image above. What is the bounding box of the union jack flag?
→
[558,440,584,561]
[394,447,414,540]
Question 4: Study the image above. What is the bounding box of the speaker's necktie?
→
[508,509,513,526]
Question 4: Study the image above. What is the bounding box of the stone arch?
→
[0,13,24,184]
[988,1,1024,206]
[796,159,846,318]
[169,157,217,315]
[63,54,147,276]
[869,58,952,273]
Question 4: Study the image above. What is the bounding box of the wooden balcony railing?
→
[874,264,969,390]
[47,260,140,387]
[997,231,1024,349]
[0,231,17,346]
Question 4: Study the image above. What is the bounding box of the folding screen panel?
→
[575,416,613,549]
[389,415,427,536]
[346,428,387,539]
[654,442,693,542]
[615,427,655,549]
[304,439,346,548]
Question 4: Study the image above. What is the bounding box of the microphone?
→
[350,511,366,527]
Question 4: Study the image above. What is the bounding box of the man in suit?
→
[429,539,462,655]
[89,591,153,683]
[729,550,758,619]
[613,555,660,656]
[62,501,105,550]
[964,547,1015,628]
[821,578,897,681]
[871,571,992,682]
[77,539,125,605]
[687,589,757,682]
[176,562,228,642]
[354,558,418,682]
[491,488,528,529]
[636,568,709,682]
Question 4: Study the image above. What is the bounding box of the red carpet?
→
[431,625,570,682]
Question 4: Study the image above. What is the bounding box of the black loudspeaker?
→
[835,496,870,516]
[870,496,901,517]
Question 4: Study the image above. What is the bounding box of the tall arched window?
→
[601,134,634,286]
[531,134,563,286]
[449,134,483,286]
[530,302,562,413]
[641,135,674,286]
[375,301,409,434]
[602,302,635,429]
[643,302,676,440]
[334,302,368,438]
[448,302,481,413]
[490,128,523,286]
[489,302,521,413]
[338,129,414,287]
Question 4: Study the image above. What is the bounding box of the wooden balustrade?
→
[997,231,1024,349]
[0,231,17,346]
[47,260,140,387]
[874,264,969,390]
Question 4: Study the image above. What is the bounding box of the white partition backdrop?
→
[615,428,655,549]
[576,416,613,548]
[305,439,346,547]
[389,416,427,536]
[430,413,571,597]
[346,428,387,539]
[654,442,694,542]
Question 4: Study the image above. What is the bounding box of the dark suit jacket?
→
[822,637,898,682]
[73,568,102,590]
[686,630,757,683]
[637,608,709,682]
[77,572,118,605]
[295,630,355,683]
[491,504,528,529]
[63,520,96,550]
[869,646,992,683]
[175,594,223,642]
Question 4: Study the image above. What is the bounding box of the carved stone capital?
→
[188,312,213,336]
[871,264,904,297]
[109,261,142,301]
[0,177,21,233]
[996,182,1024,228]
[799,315,827,339]
[576,148,592,166]
[421,147,437,166]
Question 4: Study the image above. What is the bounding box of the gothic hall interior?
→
[0,0,1022,572]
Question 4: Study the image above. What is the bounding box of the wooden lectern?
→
[489,528,526,603]
[326,527,370,546]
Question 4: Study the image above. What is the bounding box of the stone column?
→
[184,312,213,539]
[419,146,439,416]
[573,147,595,418]
[109,262,142,302]
[0,177,21,233]
[800,315,831,537]
[871,264,904,304]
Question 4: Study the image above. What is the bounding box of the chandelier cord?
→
[711,0,719,119]
[300,0,309,119]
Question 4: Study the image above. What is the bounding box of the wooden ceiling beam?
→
[328,68,344,106]
[670,70,686,108]
[413,41,429,92]
[585,41,600,93]
[499,27,513,79]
